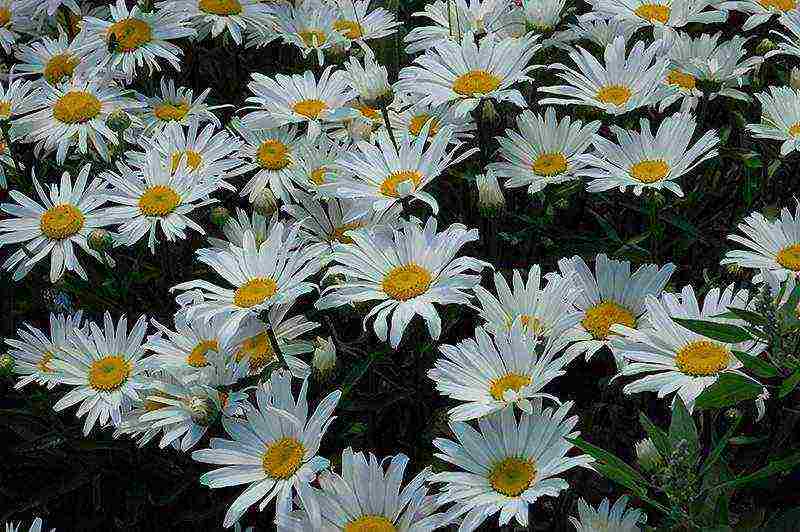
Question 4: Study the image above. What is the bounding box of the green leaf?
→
[694,374,763,409]
[566,437,648,495]
[712,451,800,491]
[639,412,671,458]
[733,350,779,379]
[699,415,742,477]
[725,306,767,327]
[669,396,699,457]
[778,370,800,399]
[672,318,752,343]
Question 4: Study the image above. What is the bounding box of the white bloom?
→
[14,30,87,85]
[556,14,639,49]
[747,86,800,156]
[263,0,348,65]
[569,496,647,532]
[329,0,400,52]
[207,207,285,249]
[342,51,391,105]
[592,0,726,32]
[718,0,799,31]
[132,78,225,137]
[162,0,274,45]
[390,99,475,145]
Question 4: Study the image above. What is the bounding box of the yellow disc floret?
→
[235,332,275,373]
[675,340,731,376]
[596,84,632,107]
[170,150,203,173]
[292,98,328,119]
[257,139,291,170]
[630,160,669,184]
[489,373,532,401]
[777,243,800,271]
[139,185,181,217]
[634,3,671,24]
[40,204,85,240]
[53,91,102,124]
[489,457,537,497]
[44,53,80,85]
[107,18,153,51]
[532,152,568,177]
[262,437,305,479]
[343,516,397,532]
[334,19,364,39]
[581,301,636,340]
[187,339,218,368]
[198,0,243,15]
[234,277,278,308]
[89,355,132,392]
[382,263,432,300]
[452,70,501,96]
[380,170,422,197]
[408,113,441,137]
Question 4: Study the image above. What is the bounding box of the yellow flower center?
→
[355,104,380,121]
[788,122,800,137]
[452,70,501,96]
[596,84,631,107]
[507,314,543,335]
[262,437,305,479]
[40,204,85,240]
[382,263,432,300]
[309,167,327,185]
[233,277,278,308]
[153,101,190,122]
[634,3,671,24]
[44,53,79,85]
[408,113,441,137]
[88,355,132,392]
[52,91,102,124]
[489,457,537,497]
[0,101,10,119]
[332,222,366,244]
[292,98,328,119]
[235,331,276,373]
[187,339,218,368]
[343,516,397,532]
[170,150,203,173]
[199,0,243,15]
[489,373,532,401]
[380,170,422,197]
[675,340,731,376]
[299,29,327,47]
[0,7,10,27]
[334,19,364,39]
[138,185,181,217]
[532,152,568,177]
[107,18,152,51]
[581,300,636,340]
[37,351,55,373]
[759,0,796,10]
[777,243,800,271]
[630,159,669,184]
[256,139,291,170]
[666,69,696,90]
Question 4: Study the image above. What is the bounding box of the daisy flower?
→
[592,0,726,33]
[769,11,800,61]
[397,31,541,117]
[133,78,224,137]
[0,164,116,282]
[14,30,87,85]
[540,36,667,116]
[430,405,592,532]
[3,517,52,532]
[581,112,720,197]
[747,86,800,156]
[330,0,401,52]
[242,67,353,138]
[19,0,79,17]
[557,14,639,49]
[207,208,285,249]
[569,496,647,532]
[145,312,228,375]
[721,200,800,282]
[614,284,766,411]
[491,107,600,194]
[718,0,799,30]
[6,311,84,390]
[319,124,477,215]
[282,190,403,258]
[652,31,714,113]
[163,0,274,45]
[342,51,392,107]
[0,0,36,54]
[0,76,40,119]
[317,217,489,348]
[191,371,342,528]
[231,121,304,202]
[172,224,320,341]
[517,0,570,36]
[78,0,195,82]
[279,448,447,531]
[430,321,568,421]
[472,265,582,347]
[403,0,517,54]
[227,303,318,379]
[289,134,348,192]
[262,0,350,64]
[20,74,144,164]
[128,122,244,188]
[102,151,222,252]
[51,312,150,435]
[390,99,475,145]
[557,253,676,362]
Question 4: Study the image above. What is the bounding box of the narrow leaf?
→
[672,318,751,343]
[695,374,763,409]
[733,350,779,379]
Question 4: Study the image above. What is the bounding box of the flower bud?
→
[481,99,498,126]
[476,171,505,217]
[188,396,215,426]
[88,228,113,254]
[106,109,132,133]
[756,38,776,56]
[312,336,337,380]
[210,206,230,228]
[252,188,278,216]
[791,67,800,90]
[0,353,14,374]
[635,438,664,473]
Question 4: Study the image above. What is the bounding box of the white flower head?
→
[747,86,800,156]
[569,496,647,532]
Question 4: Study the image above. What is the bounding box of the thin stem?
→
[266,324,290,371]
[1,122,22,177]
[60,5,76,41]
[379,104,399,151]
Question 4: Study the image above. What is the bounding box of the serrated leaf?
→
[694,374,764,409]
[672,318,751,343]
[733,350,778,378]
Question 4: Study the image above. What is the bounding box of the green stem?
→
[1,122,22,177]
[379,104,399,152]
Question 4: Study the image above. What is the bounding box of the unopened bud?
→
[756,38,776,56]
[106,110,132,133]
[252,188,278,216]
[0,353,14,374]
[210,206,230,228]
[188,396,214,426]
[312,336,337,380]
[476,171,505,217]
[635,438,664,473]
[791,67,800,90]
[481,100,498,126]
[88,228,113,254]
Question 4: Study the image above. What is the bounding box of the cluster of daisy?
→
[1,0,799,530]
